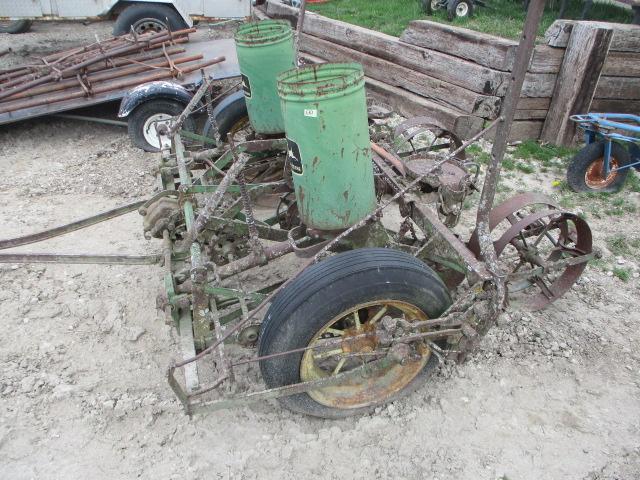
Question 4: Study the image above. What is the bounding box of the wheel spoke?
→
[369,305,388,325]
[313,348,343,360]
[325,328,345,336]
[353,311,362,330]
[332,357,347,376]
[534,276,555,300]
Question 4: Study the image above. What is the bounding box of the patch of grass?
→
[467,144,491,165]
[603,197,637,217]
[502,158,516,171]
[613,267,631,282]
[516,162,535,174]
[308,0,633,39]
[606,234,640,259]
[626,171,640,193]
[513,140,577,166]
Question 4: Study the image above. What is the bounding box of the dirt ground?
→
[1,21,640,480]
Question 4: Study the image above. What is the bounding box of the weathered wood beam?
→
[300,33,502,119]
[514,109,548,120]
[595,76,640,99]
[545,20,640,52]
[542,23,613,146]
[602,51,640,77]
[590,98,640,114]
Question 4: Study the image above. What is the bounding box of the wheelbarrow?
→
[567,113,640,193]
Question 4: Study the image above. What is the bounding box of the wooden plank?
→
[300,34,502,119]
[602,51,640,77]
[516,97,552,109]
[528,45,565,73]
[590,98,640,113]
[545,20,640,52]
[485,120,544,142]
[514,109,548,120]
[400,20,518,71]
[595,76,640,98]
[542,24,613,146]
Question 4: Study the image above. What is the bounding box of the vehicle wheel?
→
[258,248,452,418]
[202,90,249,145]
[566,141,630,193]
[128,99,195,152]
[447,0,474,20]
[0,20,32,34]
[421,0,443,14]
[113,3,188,36]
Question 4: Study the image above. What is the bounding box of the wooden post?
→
[541,23,613,146]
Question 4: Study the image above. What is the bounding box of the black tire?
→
[202,90,248,145]
[447,0,474,20]
[566,141,630,193]
[113,3,188,36]
[127,99,195,152]
[0,20,32,34]
[258,248,452,418]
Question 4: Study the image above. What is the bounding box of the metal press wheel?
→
[258,248,452,418]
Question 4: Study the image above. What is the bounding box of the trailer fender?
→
[118,81,192,118]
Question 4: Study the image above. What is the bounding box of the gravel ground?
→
[1,20,640,480]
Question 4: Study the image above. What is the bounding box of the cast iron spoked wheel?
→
[258,248,452,418]
[566,141,631,193]
[393,117,466,162]
[468,193,592,311]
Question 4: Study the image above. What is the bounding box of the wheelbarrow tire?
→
[566,141,630,193]
[258,248,451,419]
[128,99,195,152]
[447,0,474,20]
[0,20,32,34]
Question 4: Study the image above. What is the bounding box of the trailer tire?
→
[566,141,630,193]
[128,99,195,152]
[258,248,451,419]
[113,3,187,36]
[0,20,32,34]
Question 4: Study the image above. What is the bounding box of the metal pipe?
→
[3,54,203,101]
[0,56,225,114]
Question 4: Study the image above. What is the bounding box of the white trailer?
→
[0,0,258,34]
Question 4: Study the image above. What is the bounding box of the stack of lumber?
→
[264,1,640,144]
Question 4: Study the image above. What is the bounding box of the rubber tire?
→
[447,0,474,20]
[0,20,32,34]
[127,99,195,152]
[202,91,248,145]
[113,3,187,36]
[566,141,631,193]
[258,248,452,419]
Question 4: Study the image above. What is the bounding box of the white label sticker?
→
[304,109,318,118]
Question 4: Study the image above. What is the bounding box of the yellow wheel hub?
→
[300,300,432,410]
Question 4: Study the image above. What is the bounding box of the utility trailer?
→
[0,31,242,152]
[0,0,258,34]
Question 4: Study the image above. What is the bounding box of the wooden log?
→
[545,20,640,52]
[590,98,640,114]
[602,51,640,77]
[300,34,502,119]
[595,76,640,99]
[542,24,613,146]
[400,20,519,71]
[401,21,564,73]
